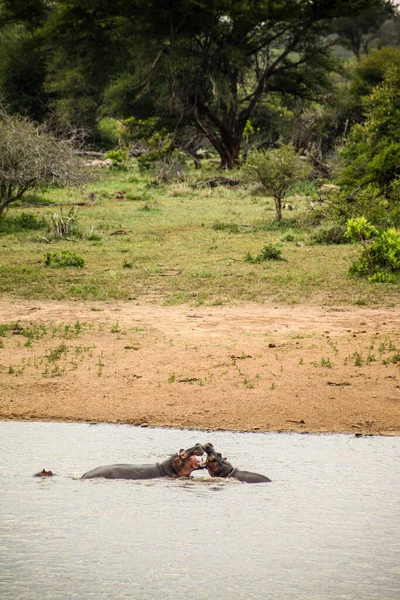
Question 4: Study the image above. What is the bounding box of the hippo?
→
[81,443,206,480]
[203,443,271,483]
[34,469,55,477]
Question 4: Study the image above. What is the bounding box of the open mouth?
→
[195,455,207,468]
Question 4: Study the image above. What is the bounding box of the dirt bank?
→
[0,300,399,435]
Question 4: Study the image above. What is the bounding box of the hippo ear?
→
[174,455,183,467]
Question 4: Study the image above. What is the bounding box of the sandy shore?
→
[1,300,399,435]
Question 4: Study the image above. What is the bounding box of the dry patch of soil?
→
[0,300,399,435]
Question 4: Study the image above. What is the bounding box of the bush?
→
[104,149,128,170]
[311,222,347,245]
[44,250,85,268]
[245,244,286,263]
[0,212,47,234]
[0,108,96,218]
[321,184,399,229]
[346,217,400,282]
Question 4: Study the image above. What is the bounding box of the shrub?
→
[154,153,187,183]
[0,212,47,234]
[346,217,400,282]
[321,183,398,229]
[245,244,286,263]
[0,108,96,218]
[45,208,79,241]
[311,222,347,245]
[44,250,85,268]
[104,149,128,170]
[244,143,312,221]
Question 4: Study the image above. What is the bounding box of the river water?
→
[0,421,399,599]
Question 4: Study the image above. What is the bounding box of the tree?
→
[0,0,51,121]
[0,109,95,217]
[334,1,394,61]
[42,0,133,131]
[244,143,311,221]
[125,0,392,168]
[338,62,400,192]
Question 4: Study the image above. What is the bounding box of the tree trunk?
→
[275,198,283,222]
[194,102,244,170]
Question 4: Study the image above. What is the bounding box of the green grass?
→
[0,163,398,306]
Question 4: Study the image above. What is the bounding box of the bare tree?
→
[0,109,96,217]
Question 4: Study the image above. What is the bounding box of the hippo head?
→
[203,443,234,478]
[172,443,206,477]
[34,469,55,478]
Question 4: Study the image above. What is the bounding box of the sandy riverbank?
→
[1,300,399,435]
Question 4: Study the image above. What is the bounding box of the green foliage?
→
[346,217,400,282]
[311,222,348,245]
[0,23,48,121]
[345,217,379,243]
[335,3,392,61]
[105,149,128,170]
[0,212,47,234]
[323,183,400,229]
[351,47,400,100]
[244,144,312,221]
[44,250,85,269]
[95,118,121,150]
[245,245,286,264]
[339,63,400,193]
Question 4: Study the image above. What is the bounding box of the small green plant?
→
[245,244,286,263]
[44,250,85,268]
[0,324,10,336]
[46,207,79,240]
[352,352,363,367]
[45,343,67,362]
[320,357,333,368]
[382,352,400,365]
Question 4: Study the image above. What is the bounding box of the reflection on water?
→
[0,422,399,600]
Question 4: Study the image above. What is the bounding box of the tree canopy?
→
[0,0,396,167]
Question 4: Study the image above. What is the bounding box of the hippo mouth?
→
[178,444,207,469]
[195,455,207,468]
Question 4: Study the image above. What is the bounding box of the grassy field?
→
[0,162,398,307]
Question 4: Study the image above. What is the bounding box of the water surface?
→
[0,422,399,599]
